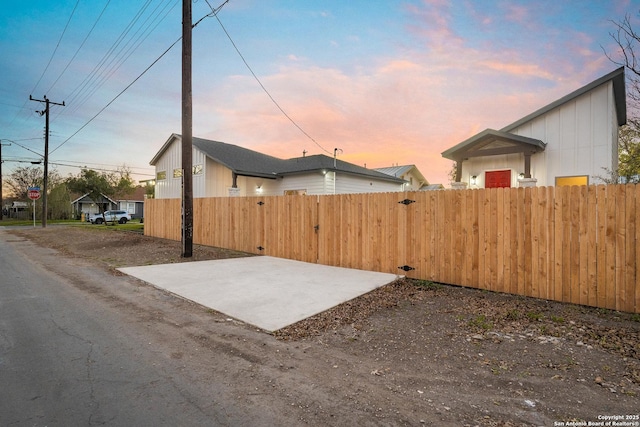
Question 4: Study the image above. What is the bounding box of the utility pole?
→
[0,140,10,221]
[30,95,65,228]
[181,0,193,257]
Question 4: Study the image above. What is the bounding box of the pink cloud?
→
[189,2,619,187]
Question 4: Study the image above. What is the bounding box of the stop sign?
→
[28,187,41,200]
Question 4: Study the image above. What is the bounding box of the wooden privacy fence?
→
[144,184,639,314]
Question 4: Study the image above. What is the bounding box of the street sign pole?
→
[27,187,41,227]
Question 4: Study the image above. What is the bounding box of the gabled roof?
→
[70,193,117,205]
[442,129,546,161]
[441,67,626,161]
[193,136,285,179]
[114,186,146,202]
[278,155,406,183]
[503,66,626,132]
[150,134,406,184]
[374,164,428,185]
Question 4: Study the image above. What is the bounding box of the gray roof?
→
[193,136,285,179]
[442,129,546,161]
[151,134,405,183]
[441,67,626,160]
[502,66,626,132]
[374,165,415,177]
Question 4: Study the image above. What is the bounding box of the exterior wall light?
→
[256,185,263,194]
[470,175,477,185]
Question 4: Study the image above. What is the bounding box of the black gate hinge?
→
[257,246,265,251]
[398,265,415,272]
[398,199,415,205]
[257,201,264,206]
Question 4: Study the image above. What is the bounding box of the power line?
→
[30,0,80,95]
[57,0,159,117]
[211,9,332,156]
[1,158,155,176]
[50,36,182,154]
[45,1,112,94]
[4,0,80,132]
[50,3,230,154]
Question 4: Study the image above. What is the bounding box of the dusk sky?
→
[1,0,638,187]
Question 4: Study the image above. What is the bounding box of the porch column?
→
[524,153,532,178]
[454,159,463,182]
[228,172,240,196]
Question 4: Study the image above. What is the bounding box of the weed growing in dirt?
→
[505,309,521,320]
[526,311,543,321]
[468,314,492,330]
[413,280,441,291]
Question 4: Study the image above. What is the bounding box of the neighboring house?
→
[442,67,626,188]
[71,193,117,218]
[374,165,430,190]
[150,134,407,198]
[114,186,146,219]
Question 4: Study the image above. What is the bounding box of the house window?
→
[555,175,588,186]
[193,164,203,175]
[156,171,166,180]
[173,168,182,178]
[284,189,307,195]
[126,202,136,214]
[485,170,511,188]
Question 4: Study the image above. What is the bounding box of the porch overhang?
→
[441,129,546,182]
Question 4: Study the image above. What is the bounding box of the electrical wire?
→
[51,1,231,154]
[31,0,80,96]
[4,0,80,133]
[211,8,332,156]
[62,0,179,118]
[58,0,157,117]
[50,36,182,154]
[45,1,112,95]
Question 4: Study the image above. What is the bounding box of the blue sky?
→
[0,0,637,187]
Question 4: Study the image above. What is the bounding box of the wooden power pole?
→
[29,95,65,228]
[181,0,193,257]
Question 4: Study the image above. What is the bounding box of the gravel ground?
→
[5,224,640,426]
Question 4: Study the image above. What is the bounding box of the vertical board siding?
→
[144,184,639,313]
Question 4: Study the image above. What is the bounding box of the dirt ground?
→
[6,224,640,426]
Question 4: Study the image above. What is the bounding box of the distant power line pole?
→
[181,0,193,257]
[0,140,11,221]
[29,95,65,228]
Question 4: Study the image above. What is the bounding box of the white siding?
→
[511,82,614,185]
[154,138,182,199]
[154,139,405,198]
[460,81,616,187]
[335,174,404,194]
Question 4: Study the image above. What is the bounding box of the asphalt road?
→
[0,229,263,426]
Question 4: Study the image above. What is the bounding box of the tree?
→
[49,183,73,220]
[4,166,62,199]
[67,167,135,223]
[617,123,640,182]
[606,12,640,181]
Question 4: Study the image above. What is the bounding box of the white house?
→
[442,67,626,188]
[373,165,431,191]
[149,134,407,198]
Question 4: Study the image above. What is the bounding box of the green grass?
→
[0,218,144,233]
[0,218,81,227]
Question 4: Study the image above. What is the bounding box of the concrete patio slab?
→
[118,256,401,332]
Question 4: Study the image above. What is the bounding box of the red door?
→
[485,170,511,188]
